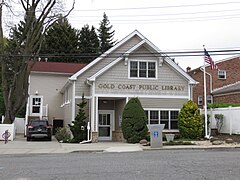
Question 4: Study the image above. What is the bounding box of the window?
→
[207,95,212,104]
[130,61,138,77]
[160,111,169,129]
[130,61,156,78]
[170,111,179,129]
[198,96,203,106]
[139,62,147,77]
[218,70,226,79]
[145,109,179,130]
[148,62,156,78]
[150,111,159,124]
[30,96,42,115]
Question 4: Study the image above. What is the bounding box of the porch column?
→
[90,82,98,142]
[95,96,99,133]
[90,96,95,131]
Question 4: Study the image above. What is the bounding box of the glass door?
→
[98,111,113,141]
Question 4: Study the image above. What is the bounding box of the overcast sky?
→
[65,0,240,70]
[4,0,240,70]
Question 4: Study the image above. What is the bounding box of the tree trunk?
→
[1,0,75,124]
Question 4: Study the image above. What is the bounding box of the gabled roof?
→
[212,81,240,95]
[69,30,145,80]
[84,30,197,85]
[30,61,86,74]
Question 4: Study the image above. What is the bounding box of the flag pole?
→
[203,45,208,138]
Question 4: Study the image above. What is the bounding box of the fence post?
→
[229,106,232,135]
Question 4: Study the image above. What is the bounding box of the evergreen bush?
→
[178,100,203,139]
[121,98,148,143]
[68,95,87,143]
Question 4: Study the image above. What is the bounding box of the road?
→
[0,149,240,180]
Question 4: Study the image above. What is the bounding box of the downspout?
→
[80,79,93,144]
[71,80,76,123]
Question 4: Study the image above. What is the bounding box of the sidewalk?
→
[0,134,240,155]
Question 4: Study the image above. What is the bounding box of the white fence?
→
[0,123,16,141]
[0,117,25,141]
[203,107,240,135]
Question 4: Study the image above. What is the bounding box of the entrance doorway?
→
[98,110,114,141]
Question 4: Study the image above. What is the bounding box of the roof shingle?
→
[30,61,86,74]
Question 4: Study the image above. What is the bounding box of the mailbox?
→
[148,124,165,148]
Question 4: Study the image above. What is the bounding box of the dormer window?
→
[129,60,156,78]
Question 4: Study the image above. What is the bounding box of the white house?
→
[25,30,197,142]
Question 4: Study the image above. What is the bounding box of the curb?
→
[141,145,240,151]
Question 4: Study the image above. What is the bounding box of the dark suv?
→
[26,119,52,141]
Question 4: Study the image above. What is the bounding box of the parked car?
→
[26,119,52,141]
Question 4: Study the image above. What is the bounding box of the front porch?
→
[90,97,127,142]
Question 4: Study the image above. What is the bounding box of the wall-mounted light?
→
[35,90,39,95]
[103,100,108,104]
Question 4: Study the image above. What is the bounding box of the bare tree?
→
[0,0,75,124]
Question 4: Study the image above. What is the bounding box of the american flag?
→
[204,48,218,70]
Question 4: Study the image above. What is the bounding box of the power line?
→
[71,1,240,12]
[68,8,240,18]
[2,49,240,58]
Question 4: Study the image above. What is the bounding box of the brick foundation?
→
[91,132,98,143]
[112,130,126,142]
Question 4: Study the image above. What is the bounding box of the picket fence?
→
[203,106,240,135]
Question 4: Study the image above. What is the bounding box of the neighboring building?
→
[187,55,240,108]
[26,61,86,133]
[26,30,197,142]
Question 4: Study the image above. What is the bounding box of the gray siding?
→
[75,35,142,97]
[62,84,74,126]
[139,98,188,109]
[63,103,72,127]
[95,46,188,96]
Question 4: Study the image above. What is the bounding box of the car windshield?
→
[31,120,48,126]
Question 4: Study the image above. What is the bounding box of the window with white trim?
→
[130,61,156,78]
[207,95,212,104]
[145,110,179,130]
[198,96,203,106]
[30,96,42,115]
[218,70,226,79]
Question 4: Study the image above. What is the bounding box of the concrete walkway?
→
[0,135,240,155]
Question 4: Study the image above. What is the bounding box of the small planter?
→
[165,134,175,142]
[0,123,16,141]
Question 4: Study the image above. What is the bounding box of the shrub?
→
[68,95,87,143]
[178,100,203,139]
[121,98,148,143]
[208,103,240,108]
[55,127,71,143]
